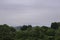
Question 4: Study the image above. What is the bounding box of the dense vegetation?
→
[0,22,60,40]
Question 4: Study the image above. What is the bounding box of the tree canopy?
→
[0,22,60,40]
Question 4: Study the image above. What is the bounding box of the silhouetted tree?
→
[51,22,59,29]
[20,25,28,31]
[27,25,32,28]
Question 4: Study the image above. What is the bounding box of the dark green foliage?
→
[55,27,60,40]
[46,28,55,36]
[20,25,28,30]
[0,24,16,40]
[15,23,59,40]
[51,22,59,29]
[20,25,32,31]
[27,25,32,28]
[1,22,60,40]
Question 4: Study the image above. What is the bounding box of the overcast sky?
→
[0,0,60,26]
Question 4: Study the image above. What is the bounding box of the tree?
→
[55,27,60,40]
[0,24,16,40]
[27,25,32,28]
[51,22,59,29]
[46,28,55,36]
[20,25,28,31]
[20,25,32,31]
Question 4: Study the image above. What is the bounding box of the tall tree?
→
[51,22,59,29]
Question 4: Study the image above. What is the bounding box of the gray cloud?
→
[0,0,60,26]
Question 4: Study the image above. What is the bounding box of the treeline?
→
[0,22,60,40]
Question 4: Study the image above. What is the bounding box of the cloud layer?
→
[0,0,60,26]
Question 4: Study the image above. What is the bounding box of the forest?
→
[0,22,60,40]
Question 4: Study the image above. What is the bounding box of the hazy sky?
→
[0,0,60,26]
